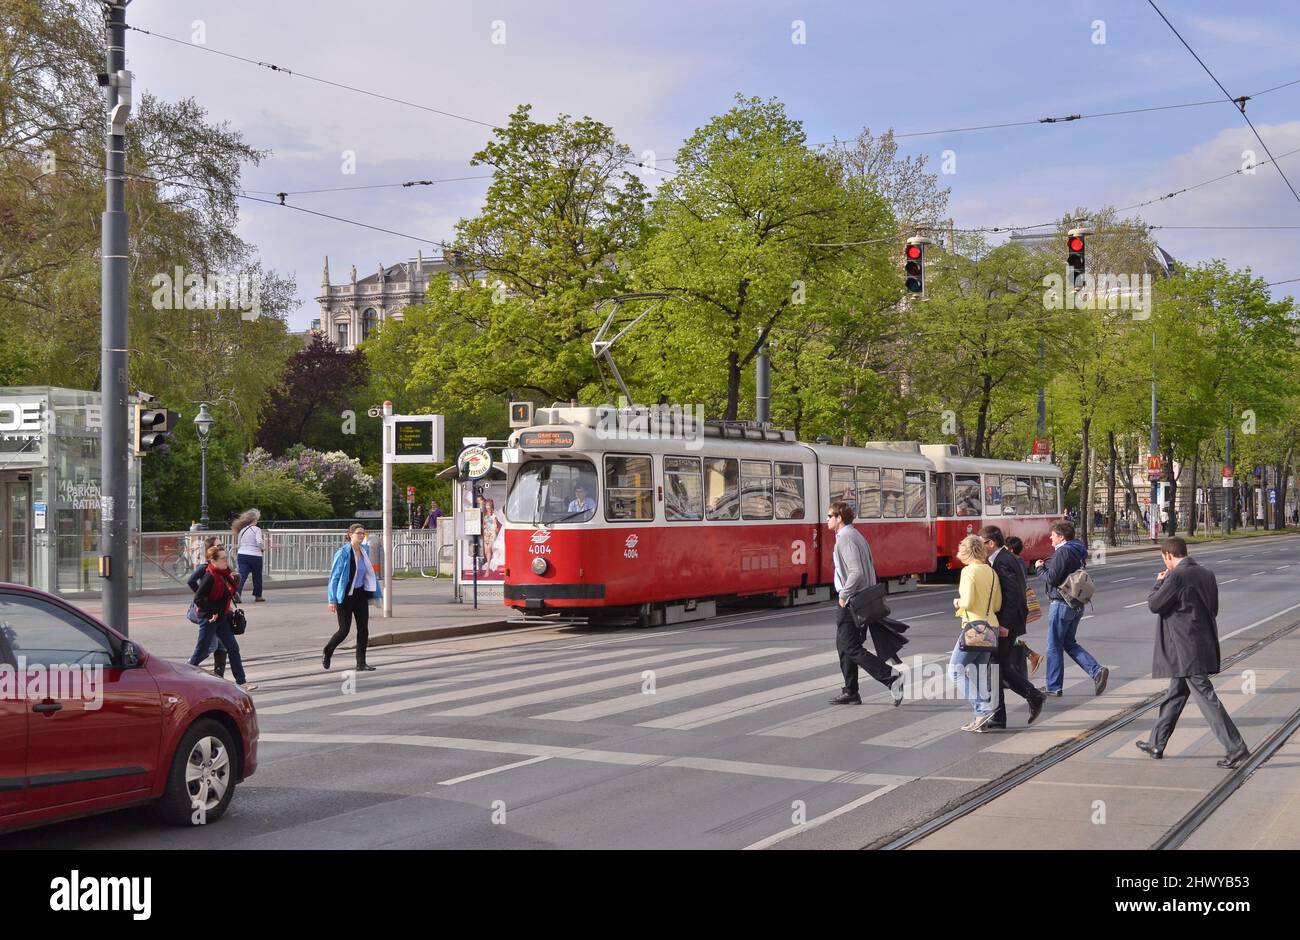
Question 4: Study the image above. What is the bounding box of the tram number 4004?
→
[528,544,552,556]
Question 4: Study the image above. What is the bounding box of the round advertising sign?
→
[458,444,493,480]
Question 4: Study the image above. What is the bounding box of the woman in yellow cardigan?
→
[950,534,1006,732]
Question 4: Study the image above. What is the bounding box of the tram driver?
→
[567,485,597,516]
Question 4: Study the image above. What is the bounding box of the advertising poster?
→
[458,480,506,584]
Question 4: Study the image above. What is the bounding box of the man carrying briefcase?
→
[826,501,906,705]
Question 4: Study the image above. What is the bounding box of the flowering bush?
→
[243,446,378,517]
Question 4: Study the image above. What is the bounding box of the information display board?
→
[384,414,445,464]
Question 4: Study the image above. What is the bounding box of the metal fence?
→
[134,528,450,591]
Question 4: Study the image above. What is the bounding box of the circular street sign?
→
[459,445,493,480]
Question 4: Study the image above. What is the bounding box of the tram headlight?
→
[531,556,549,575]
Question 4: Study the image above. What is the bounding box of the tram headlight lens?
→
[531,557,549,575]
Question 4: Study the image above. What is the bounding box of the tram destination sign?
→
[384,413,445,464]
[519,430,574,448]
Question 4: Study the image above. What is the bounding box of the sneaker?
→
[828,691,862,705]
[1040,687,1063,697]
[236,681,258,692]
[1027,650,1044,677]
[1093,666,1110,696]
[963,712,996,732]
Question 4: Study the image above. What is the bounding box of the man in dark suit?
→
[981,526,1046,728]
[1137,537,1248,768]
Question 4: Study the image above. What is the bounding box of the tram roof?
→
[919,444,1062,477]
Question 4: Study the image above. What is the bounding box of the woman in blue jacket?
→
[323,523,382,671]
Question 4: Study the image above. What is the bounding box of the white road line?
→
[903,610,949,619]
[1250,571,1266,577]
[638,676,832,730]
[260,732,913,787]
[1277,565,1292,570]
[1110,577,1137,583]
[340,647,774,722]
[1082,614,1095,620]
[438,756,551,786]
[744,785,900,850]
[1124,601,1147,609]
[752,705,887,739]
[534,652,833,722]
[1221,601,1300,641]
[257,645,668,715]
[1221,578,1239,584]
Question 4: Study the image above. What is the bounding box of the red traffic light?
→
[1068,236,1084,252]
[905,244,922,260]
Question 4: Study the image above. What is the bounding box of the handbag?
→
[1025,585,1042,624]
[958,567,999,652]
[849,582,890,628]
[186,601,203,625]
[229,606,248,636]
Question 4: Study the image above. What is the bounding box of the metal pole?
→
[382,400,393,617]
[100,2,130,635]
[472,481,480,610]
[198,435,209,530]
[756,332,771,425]
[1225,402,1233,536]
[1036,338,1046,439]
[1149,327,1159,543]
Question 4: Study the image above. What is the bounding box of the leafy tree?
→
[255,334,370,456]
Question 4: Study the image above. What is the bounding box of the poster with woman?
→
[458,481,507,584]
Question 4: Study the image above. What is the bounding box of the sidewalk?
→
[70,575,515,663]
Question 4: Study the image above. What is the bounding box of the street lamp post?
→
[194,403,214,530]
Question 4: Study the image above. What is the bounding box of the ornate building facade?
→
[315,252,466,350]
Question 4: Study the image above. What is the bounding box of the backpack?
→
[1059,566,1095,607]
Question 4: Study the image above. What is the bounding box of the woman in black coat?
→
[187,535,228,677]
[190,545,256,691]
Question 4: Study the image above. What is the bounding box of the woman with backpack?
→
[323,524,382,671]
[232,508,266,602]
[189,544,255,691]
[187,535,229,678]
[949,535,1002,733]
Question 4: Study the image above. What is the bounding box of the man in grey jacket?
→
[1137,537,1249,768]
[827,501,904,705]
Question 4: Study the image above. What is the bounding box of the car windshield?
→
[506,459,599,524]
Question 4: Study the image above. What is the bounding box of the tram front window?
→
[507,460,599,524]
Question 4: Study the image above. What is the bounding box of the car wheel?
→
[157,719,238,827]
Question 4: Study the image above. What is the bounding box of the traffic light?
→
[904,237,930,293]
[134,404,179,455]
[1066,227,1090,289]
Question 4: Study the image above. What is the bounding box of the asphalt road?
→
[9,534,1300,849]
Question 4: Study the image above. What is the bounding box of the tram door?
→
[0,473,32,585]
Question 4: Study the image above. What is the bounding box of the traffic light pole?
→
[100,2,130,635]
[1149,326,1159,544]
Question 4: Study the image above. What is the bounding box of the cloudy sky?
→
[124,0,1300,329]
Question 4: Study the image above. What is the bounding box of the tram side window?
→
[774,462,805,520]
[881,468,905,518]
[905,471,927,518]
[741,460,774,520]
[935,472,954,517]
[1015,476,1032,515]
[856,467,880,518]
[705,457,740,520]
[1001,475,1018,515]
[1043,477,1060,515]
[605,455,654,522]
[829,466,857,515]
[1030,477,1044,515]
[665,456,703,521]
[956,474,982,517]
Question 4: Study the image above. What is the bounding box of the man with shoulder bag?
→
[826,501,905,706]
[981,525,1046,728]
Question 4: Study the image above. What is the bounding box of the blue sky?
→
[125,0,1300,329]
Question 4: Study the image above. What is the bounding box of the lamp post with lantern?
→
[194,403,214,531]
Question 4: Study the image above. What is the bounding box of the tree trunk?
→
[1188,445,1200,536]
[1107,430,1117,546]
[1164,444,1177,536]
[1080,417,1090,544]
[1116,436,1145,529]
[724,348,740,421]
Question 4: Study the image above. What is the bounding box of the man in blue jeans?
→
[1034,521,1109,697]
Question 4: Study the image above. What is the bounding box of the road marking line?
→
[1124,601,1147,609]
[1250,571,1266,576]
[260,732,913,787]
[744,785,900,850]
[1110,577,1137,583]
[1221,578,1239,584]
[438,756,551,786]
[1221,601,1300,641]
[1278,565,1291,570]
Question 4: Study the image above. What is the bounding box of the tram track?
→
[870,616,1300,851]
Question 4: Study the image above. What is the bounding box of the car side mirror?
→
[120,640,143,669]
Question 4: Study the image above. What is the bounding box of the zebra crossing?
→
[253,636,1104,750]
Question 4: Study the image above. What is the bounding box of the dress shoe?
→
[357,664,377,672]
[254,596,266,602]
[982,720,1007,730]
[1217,750,1249,769]
[890,676,905,707]
[828,691,862,705]
[1093,666,1110,696]
[1136,740,1163,759]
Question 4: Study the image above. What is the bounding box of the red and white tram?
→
[500,405,1062,624]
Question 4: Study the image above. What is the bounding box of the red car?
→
[0,582,258,834]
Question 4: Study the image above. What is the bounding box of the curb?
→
[365,618,516,647]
